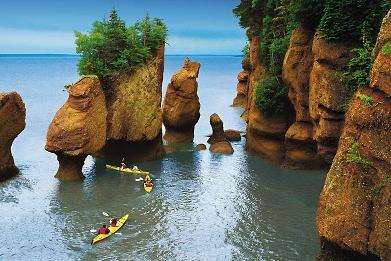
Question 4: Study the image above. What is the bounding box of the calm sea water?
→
[0,55,325,260]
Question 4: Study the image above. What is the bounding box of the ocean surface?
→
[0,55,325,260]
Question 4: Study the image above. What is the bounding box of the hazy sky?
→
[0,0,246,54]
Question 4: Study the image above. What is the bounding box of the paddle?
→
[102,212,110,217]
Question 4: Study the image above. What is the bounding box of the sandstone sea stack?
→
[163,58,201,143]
[103,46,165,161]
[0,92,26,181]
[317,10,391,260]
[233,56,251,107]
[45,76,107,180]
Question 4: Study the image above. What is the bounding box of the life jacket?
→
[98,227,110,234]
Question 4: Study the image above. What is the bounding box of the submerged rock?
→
[45,76,107,180]
[195,143,207,151]
[224,129,241,142]
[0,92,26,181]
[162,58,201,143]
[210,141,234,155]
[317,11,391,260]
[207,113,227,144]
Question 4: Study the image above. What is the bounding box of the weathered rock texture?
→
[0,92,26,181]
[163,58,201,143]
[233,56,251,107]
[103,46,165,161]
[46,47,165,180]
[317,11,391,260]
[210,141,234,155]
[224,129,241,142]
[207,113,227,144]
[46,77,107,180]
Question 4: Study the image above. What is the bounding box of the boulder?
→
[195,144,207,151]
[224,129,241,142]
[45,76,107,180]
[162,58,201,143]
[210,141,234,155]
[0,92,26,181]
[317,11,391,260]
[207,113,227,144]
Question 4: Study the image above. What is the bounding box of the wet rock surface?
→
[0,92,26,181]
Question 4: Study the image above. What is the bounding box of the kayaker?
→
[144,178,153,188]
[120,158,126,171]
[110,218,118,227]
[98,225,110,235]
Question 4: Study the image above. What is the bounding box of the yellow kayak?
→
[144,183,153,193]
[91,214,129,245]
[106,164,149,175]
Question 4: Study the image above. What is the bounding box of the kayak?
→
[106,164,149,175]
[144,183,153,193]
[91,214,129,245]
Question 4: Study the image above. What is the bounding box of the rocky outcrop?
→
[224,129,241,142]
[233,56,251,107]
[196,144,207,151]
[103,46,165,161]
[162,58,201,143]
[317,11,391,260]
[309,34,353,163]
[0,92,26,181]
[45,76,107,180]
[207,113,227,144]
[210,141,234,155]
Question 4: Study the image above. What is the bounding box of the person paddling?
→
[120,158,126,171]
[144,175,153,187]
[97,225,110,235]
[110,218,118,227]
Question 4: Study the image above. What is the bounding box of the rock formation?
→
[233,56,251,107]
[103,46,165,161]
[207,113,227,144]
[162,58,201,143]
[224,129,241,142]
[46,47,165,180]
[317,11,391,260]
[195,144,207,151]
[45,76,107,180]
[210,141,234,155]
[0,92,26,181]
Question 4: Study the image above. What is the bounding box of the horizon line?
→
[0,53,243,57]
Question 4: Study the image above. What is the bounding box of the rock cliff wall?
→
[317,11,391,260]
[0,92,26,181]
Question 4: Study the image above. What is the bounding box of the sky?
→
[0,0,246,55]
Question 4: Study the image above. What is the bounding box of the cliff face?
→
[317,11,391,260]
[162,58,201,143]
[46,76,107,180]
[0,92,26,181]
[233,57,251,107]
[103,46,165,161]
[242,23,355,169]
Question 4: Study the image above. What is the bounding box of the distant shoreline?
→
[0,54,243,58]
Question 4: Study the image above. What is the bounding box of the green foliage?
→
[357,93,374,106]
[255,76,288,116]
[259,0,298,75]
[233,0,266,34]
[347,142,370,166]
[382,41,391,55]
[75,8,167,78]
[242,43,250,57]
[318,0,390,44]
[339,43,373,93]
[295,0,325,29]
